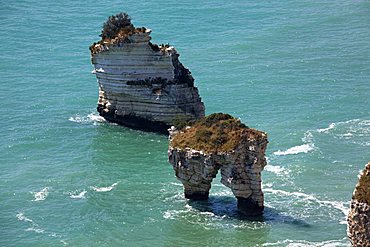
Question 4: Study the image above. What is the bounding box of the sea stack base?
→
[237,197,264,216]
[185,191,209,200]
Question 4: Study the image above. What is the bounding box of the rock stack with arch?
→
[168,114,268,216]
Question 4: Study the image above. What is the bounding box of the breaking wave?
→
[317,123,336,133]
[264,188,349,219]
[16,212,33,223]
[316,119,370,146]
[69,190,87,199]
[16,212,44,234]
[90,182,118,192]
[16,212,61,237]
[68,113,106,124]
[274,131,315,156]
[32,187,49,201]
[262,237,349,246]
[273,144,314,156]
[264,165,289,175]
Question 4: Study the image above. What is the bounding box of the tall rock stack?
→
[168,113,268,216]
[90,13,204,133]
[347,162,370,246]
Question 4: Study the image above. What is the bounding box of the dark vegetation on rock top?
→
[89,12,147,55]
[171,113,266,153]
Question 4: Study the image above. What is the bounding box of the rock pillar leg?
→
[168,149,219,201]
[236,197,264,216]
[183,183,210,200]
[220,161,265,216]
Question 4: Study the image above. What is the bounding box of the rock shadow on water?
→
[187,195,310,227]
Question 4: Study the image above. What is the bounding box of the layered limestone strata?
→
[347,162,370,246]
[168,114,268,216]
[90,15,204,133]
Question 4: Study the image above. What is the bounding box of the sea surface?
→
[1,0,370,246]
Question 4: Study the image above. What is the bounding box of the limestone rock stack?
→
[168,113,268,216]
[347,162,370,246]
[90,13,204,133]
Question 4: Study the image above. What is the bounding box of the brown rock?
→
[90,13,205,133]
[347,162,370,246]
[168,113,268,216]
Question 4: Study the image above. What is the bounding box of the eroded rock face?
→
[168,114,268,216]
[90,16,204,133]
[347,162,370,246]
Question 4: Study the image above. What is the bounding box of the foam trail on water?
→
[317,123,336,133]
[70,190,87,199]
[87,113,105,122]
[264,165,289,175]
[319,200,349,217]
[274,131,315,156]
[262,237,349,246]
[16,212,33,223]
[273,144,314,156]
[69,113,105,124]
[16,213,45,234]
[32,187,49,201]
[26,227,44,233]
[264,188,349,217]
[91,182,118,192]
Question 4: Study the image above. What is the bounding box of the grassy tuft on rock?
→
[170,113,266,153]
[90,12,147,55]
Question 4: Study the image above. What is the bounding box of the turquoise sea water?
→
[1,0,370,246]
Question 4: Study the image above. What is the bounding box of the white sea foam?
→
[90,182,118,192]
[17,213,45,234]
[264,188,317,201]
[25,227,44,233]
[317,118,370,141]
[16,212,33,223]
[317,123,336,133]
[16,212,61,237]
[273,144,314,156]
[32,187,49,201]
[262,237,349,247]
[319,200,349,217]
[264,165,289,175]
[70,190,87,199]
[264,188,350,219]
[273,131,315,156]
[68,113,105,124]
[87,113,105,122]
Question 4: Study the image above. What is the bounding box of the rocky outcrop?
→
[347,162,370,246]
[90,13,205,133]
[168,113,268,216]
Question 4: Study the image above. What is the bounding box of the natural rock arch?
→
[168,114,268,216]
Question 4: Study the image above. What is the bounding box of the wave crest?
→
[68,113,106,124]
[70,190,87,199]
[273,144,314,156]
[32,187,49,201]
[90,182,118,192]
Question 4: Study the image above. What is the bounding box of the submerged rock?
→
[90,13,205,133]
[168,113,268,216]
[347,162,370,246]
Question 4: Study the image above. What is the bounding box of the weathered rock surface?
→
[347,162,370,246]
[168,114,268,216]
[90,14,205,133]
